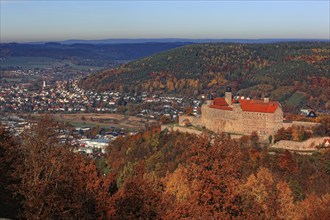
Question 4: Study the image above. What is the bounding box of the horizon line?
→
[1,37,330,44]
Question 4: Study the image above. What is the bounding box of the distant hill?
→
[80,42,330,112]
[32,38,330,44]
[0,42,191,67]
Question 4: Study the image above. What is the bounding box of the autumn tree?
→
[160,115,171,125]
[292,126,300,141]
[164,133,244,219]
[184,106,193,115]
[296,193,330,220]
[89,125,101,138]
[275,127,293,142]
[11,116,100,219]
[250,131,260,147]
[109,162,167,219]
[80,160,118,219]
[295,150,330,197]
[277,150,298,174]
[313,117,330,136]
[240,167,297,219]
[164,165,191,203]
[0,127,22,218]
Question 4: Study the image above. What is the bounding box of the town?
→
[0,68,202,157]
[0,77,200,117]
[2,66,329,156]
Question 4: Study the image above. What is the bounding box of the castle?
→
[179,87,283,138]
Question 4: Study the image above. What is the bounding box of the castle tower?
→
[225,86,232,106]
[205,93,214,106]
[232,99,241,112]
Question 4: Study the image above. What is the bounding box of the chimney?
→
[225,92,232,105]
[264,97,269,103]
[225,86,232,105]
[206,100,213,106]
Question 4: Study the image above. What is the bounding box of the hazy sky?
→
[1,0,329,42]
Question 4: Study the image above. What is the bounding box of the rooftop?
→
[210,97,280,113]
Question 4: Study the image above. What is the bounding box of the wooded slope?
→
[80,42,330,111]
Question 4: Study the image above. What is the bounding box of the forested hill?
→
[80,42,330,112]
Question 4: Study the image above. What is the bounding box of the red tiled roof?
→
[239,99,279,113]
[210,97,280,113]
[213,98,229,106]
[210,105,233,110]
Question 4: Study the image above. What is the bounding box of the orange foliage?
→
[277,150,298,174]
[296,193,330,220]
[1,116,330,219]
[240,167,297,219]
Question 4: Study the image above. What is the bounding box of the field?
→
[49,113,157,130]
[0,56,104,70]
[1,57,62,69]
[286,91,307,106]
[1,78,23,82]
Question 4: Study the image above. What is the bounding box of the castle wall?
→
[179,100,283,137]
[178,115,202,127]
[200,103,243,134]
[241,109,282,136]
[267,107,283,134]
[242,111,268,135]
[270,136,330,152]
[283,121,320,129]
[200,103,283,136]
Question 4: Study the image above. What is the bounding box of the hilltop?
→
[80,42,330,112]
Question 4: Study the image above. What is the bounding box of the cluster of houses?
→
[0,115,33,136]
[1,66,94,85]
[72,126,137,156]
[1,79,201,121]
[0,71,205,157]
[0,80,121,113]
[74,138,110,155]
[0,114,137,157]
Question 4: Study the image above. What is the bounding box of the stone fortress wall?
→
[199,104,243,134]
[178,87,326,152]
[270,136,330,152]
[179,88,284,137]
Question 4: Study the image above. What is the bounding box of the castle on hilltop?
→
[179,87,283,137]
